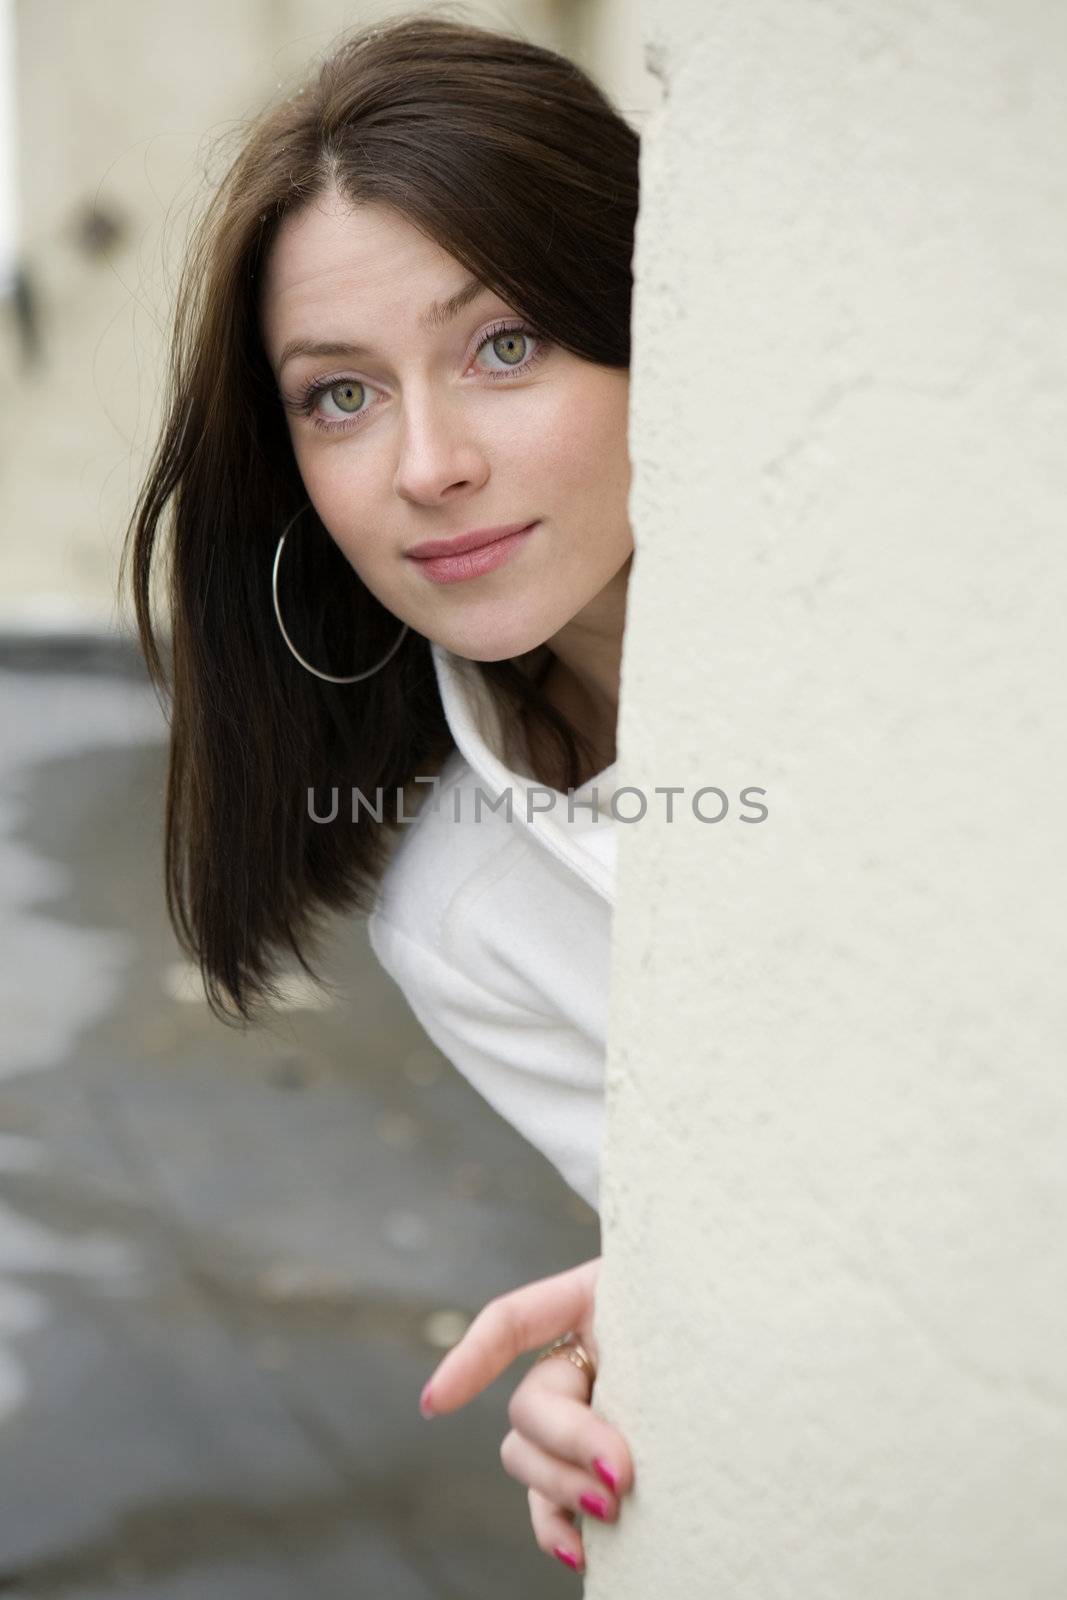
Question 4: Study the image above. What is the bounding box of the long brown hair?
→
[120,7,639,1025]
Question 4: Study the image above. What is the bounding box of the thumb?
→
[420,1256,600,1418]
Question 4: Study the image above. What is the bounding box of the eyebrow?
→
[275,275,492,377]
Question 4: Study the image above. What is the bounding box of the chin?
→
[435,612,556,665]
[441,638,538,665]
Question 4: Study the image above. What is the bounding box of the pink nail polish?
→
[554,1546,580,1569]
[593,1456,618,1493]
[579,1491,608,1520]
[419,1381,435,1419]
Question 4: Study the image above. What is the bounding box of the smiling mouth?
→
[406,522,539,584]
[405,521,539,561]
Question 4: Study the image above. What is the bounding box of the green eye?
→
[329,380,365,412]
[491,330,528,366]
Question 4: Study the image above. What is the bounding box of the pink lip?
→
[407,521,539,585]
[407,521,538,560]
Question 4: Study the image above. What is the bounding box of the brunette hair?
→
[121,7,639,1025]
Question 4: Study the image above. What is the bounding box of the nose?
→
[393,386,490,506]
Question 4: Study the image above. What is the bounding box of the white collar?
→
[430,640,617,906]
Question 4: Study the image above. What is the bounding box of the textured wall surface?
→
[589,1,1067,1593]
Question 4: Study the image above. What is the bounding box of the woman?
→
[122,10,637,1575]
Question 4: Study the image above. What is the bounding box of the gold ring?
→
[533,1332,596,1384]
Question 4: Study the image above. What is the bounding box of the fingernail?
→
[554,1546,580,1570]
[593,1456,618,1493]
[579,1491,609,1520]
[419,1381,435,1419]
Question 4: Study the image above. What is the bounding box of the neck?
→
[538,553,631,774]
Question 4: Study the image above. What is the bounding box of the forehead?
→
[259,196,475,357]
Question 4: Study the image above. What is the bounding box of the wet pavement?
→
[0,639,599,1597]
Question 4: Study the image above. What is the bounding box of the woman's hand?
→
[418,1255,634,1574]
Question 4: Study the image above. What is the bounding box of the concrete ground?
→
[0,636,600,1597]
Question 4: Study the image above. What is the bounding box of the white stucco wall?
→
[590,2,1067,1593]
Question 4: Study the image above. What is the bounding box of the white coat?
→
[367,640,618,1214]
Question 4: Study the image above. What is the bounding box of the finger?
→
[528,1486,586,1574]
[507,1360,637,1497]
[500,1426,620,1523]
[422,1257,601,1415]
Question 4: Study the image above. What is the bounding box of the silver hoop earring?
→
[271,501,409,684]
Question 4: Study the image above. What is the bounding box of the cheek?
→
[541,379,630,488]
[284,469,373,578]
[287,432,330,514]
[286,433,369,544]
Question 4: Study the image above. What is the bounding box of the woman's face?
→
[259,190,633,663]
